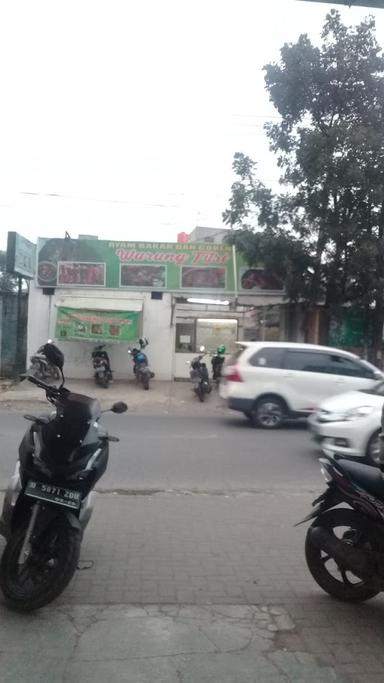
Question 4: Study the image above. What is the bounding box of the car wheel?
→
[252,397,285,429]
[365,430,381,466]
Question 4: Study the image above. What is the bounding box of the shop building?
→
[27,235,284,380]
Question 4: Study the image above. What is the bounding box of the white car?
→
[220,342,383,429]
[308,380,384,465]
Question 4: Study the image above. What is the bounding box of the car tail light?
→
[226,365,243,382]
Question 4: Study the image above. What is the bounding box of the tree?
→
[0,252,18,293]
[224,11,384,359]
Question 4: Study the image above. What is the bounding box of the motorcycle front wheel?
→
[0,519,81,611]
[305,508,380,603]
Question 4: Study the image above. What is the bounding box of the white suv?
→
[220,342,383,429]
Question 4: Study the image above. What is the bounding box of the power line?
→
[18,192,180,208]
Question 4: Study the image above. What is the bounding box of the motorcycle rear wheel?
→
[305,508,380,603]
[0,520,81,611]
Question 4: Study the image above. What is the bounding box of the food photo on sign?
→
[181,266,226,289]
[58,262,106,286]
[120,264,167,288]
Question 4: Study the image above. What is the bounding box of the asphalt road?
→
[0,410,322,492]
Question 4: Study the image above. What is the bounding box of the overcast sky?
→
[0,0,383,250]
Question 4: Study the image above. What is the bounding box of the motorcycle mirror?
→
[111,401,128,414]
[199,345,205,352]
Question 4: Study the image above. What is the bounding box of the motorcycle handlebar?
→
[27,374,61,399]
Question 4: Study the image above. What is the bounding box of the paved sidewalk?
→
[1,491,383,681]
[0,378,227,415]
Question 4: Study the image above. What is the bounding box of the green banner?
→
[55,307,140,342]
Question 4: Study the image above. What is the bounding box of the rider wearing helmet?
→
[212,345,226,382]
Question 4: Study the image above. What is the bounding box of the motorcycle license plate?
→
[25,480,82,510]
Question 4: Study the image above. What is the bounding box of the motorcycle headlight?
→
[344,406,374,421]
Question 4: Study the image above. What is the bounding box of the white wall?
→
[174,352,196,380]
[27,284,175,380]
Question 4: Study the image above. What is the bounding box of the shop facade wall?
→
[27,284,174,380]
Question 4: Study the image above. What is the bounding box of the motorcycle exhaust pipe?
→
[308,526,374,580]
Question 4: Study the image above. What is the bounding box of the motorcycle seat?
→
[336,458,384,500]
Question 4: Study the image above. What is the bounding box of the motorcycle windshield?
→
[41,393,101,461]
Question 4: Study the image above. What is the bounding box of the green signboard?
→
[36,237,284,294]
[7,232,36,279]
[55,307,140,342]
[37,238,234,292]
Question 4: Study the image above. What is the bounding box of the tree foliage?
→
[224,11,384,351]
[0,252,18,293]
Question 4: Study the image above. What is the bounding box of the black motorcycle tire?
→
[305,508,380,603]
[95,373,109,388]
[0,520,81,612]
[197,384,205,402]
[143,378,150,390]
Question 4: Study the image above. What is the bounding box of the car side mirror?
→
[111,402,128,414]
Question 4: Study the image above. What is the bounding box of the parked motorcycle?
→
[92,344,113,388]
[298,450,384,603]
[29,340,60,383]
[0,341,127,611]
[188,346,212,402]
[211,344,226,387]
[128,337,154,390]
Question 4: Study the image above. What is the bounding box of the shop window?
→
[175,322,195,352]
[196,319,238,354]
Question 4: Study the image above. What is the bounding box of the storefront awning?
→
[55,297,143,312]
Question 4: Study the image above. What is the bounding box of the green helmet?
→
[217,344,226,354]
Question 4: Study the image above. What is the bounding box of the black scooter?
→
[298,451,384,603]
[128,338,154,390]
[188,346,212,402]
[0,342,127,611]
[92,344,112,388]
